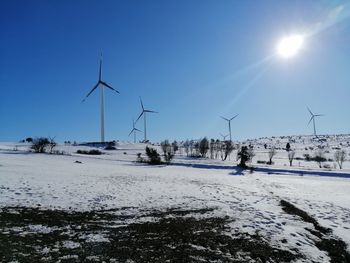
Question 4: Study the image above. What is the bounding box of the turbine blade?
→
[144,110,158,113]
[100,81,120,93]
[128,129,135,136]
[230,114,239,121]
[136,111,144,122]
[82,82,99,102]
[308,116,314,125]
[307,107,313,116]
[220,116,229,121]
[314,114,324,117]
[99,58,102,81]
[139,97,144,111]
[135,128,142,132]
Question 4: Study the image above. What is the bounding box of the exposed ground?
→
[0,207,301,263]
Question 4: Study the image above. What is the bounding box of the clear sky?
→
[1,0,350,142]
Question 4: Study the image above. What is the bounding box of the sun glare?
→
[277,34,304,58]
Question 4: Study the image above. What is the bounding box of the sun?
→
[277,34,304,58]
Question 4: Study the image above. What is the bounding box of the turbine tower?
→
[82,54,120,143]
[129,119,141,143]
[307,107,324,137]
[220,114,238,142]
[136,97,158,142]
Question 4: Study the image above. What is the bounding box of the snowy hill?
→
[0,135,350,262]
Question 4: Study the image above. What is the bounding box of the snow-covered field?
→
[1,135,350,262]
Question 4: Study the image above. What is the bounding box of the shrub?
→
[199,138,209,157]
[26,137,33,143]
[31,137,50,153]
[161,140,174,164]
[303,153,311,161]
[314,150,326,168]
[136,153,145,163]
[145,146,162,165]
[323,164,331,169]
[237,146,254,168]
[76,149,102,155]
[286,143,291,151]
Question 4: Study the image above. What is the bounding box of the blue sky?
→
[1,0,349,142]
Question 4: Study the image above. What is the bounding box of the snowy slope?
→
[1,138,350,261]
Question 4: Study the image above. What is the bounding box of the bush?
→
[314,150,326,168]
[26,137,33,143]
[31,137,50,153]
[303,153,311,161]
[237,146,254,168]
[145,146,162,165]
[199,138,209,157]
[76,149,102,155]
[257,160,267,164]
[136,153,145,163]
[161,140,175,164]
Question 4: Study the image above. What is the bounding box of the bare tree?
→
[48,137,57,154]
[334,150,346,169]
[183,140,190,157]
[31,137,50,153]
[221,140,234,161]
[288,150,295,166]
[209,139,215,159]
[267,147,276,165]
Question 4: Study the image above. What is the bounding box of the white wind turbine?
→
[82,54,120,143]
[307,107,324,137]
[220,114,238,142]
[129,119,141,143]
[136,97,158,142]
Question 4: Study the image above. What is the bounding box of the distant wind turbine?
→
[220,133,229,141]
[307,107,324,137]
[82,53,120,143]
[136,97,158,142]
[129,119,141,143]
[220,114,239,142]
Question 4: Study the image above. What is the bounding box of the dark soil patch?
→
[280,199,331,234]
[0,206,299,263]
[280,200,350,263]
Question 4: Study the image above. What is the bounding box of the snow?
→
[1,135,350,260]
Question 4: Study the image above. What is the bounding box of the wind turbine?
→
[82,54,120,143]
[220,133,229,141]
[307,107,324,137]
[136,97,158,142]
[220,114,238,142]
[129,119,141,143]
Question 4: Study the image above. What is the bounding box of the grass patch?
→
[0,206,299,262]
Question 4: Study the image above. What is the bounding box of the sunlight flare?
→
[277,34,304,58]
